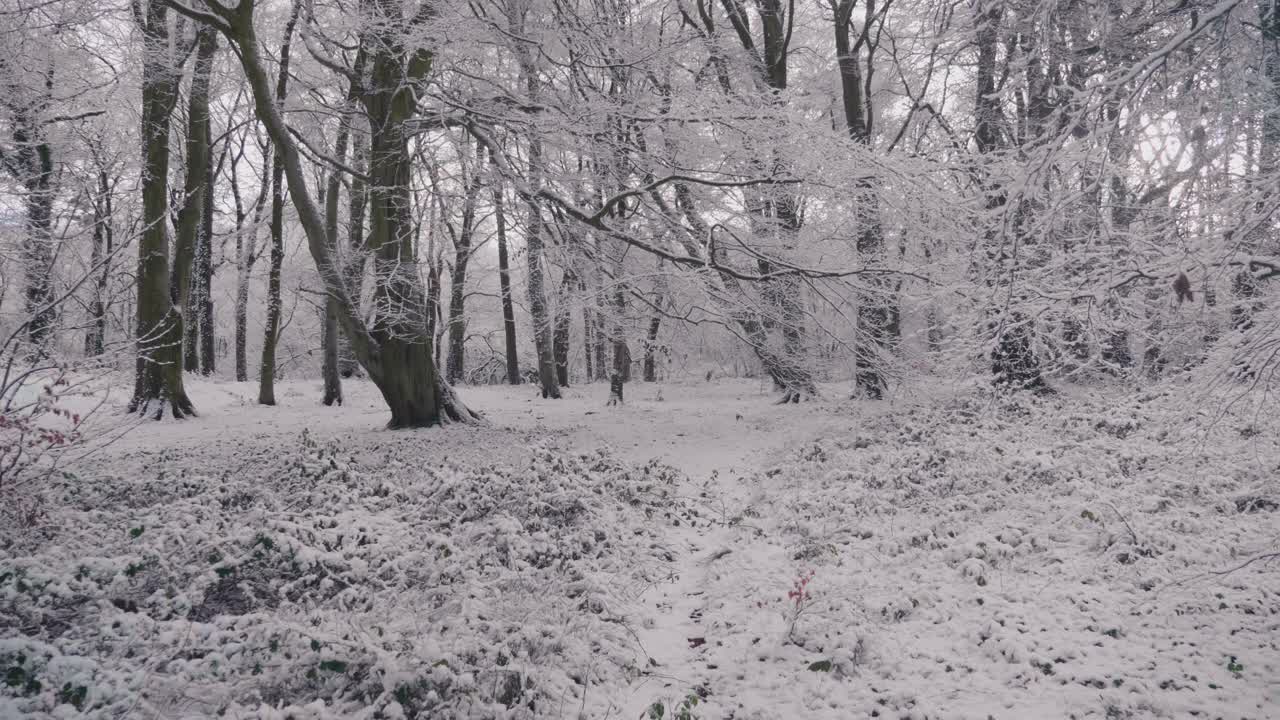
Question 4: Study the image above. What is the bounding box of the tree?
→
[167,0,480,426]
[128,0,197,419]
[258,1,300,407]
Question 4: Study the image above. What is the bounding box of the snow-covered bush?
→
[0,367,87,534]
[0,433,697,719]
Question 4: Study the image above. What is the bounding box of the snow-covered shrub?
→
[0,368,86,535]
[0,433,697,719]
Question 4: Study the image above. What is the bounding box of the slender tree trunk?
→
[339,130,368,379]
[129,1,195,419]
[642,316,661,382]
[494,195,521,385]
[553,270,573,386]
[445,141,482,383]
[258,5,300,406]
[321,80,360,406]
[593,268,608,381]
[232,144,268,383]
[198,107,217,374]
[583,298,595,381]
[85,170,114,357]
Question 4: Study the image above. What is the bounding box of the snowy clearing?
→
[3,378,1280,719]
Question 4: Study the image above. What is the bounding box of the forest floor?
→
[3,375,1280,719]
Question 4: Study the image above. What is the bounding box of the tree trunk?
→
[174,27,217,375]
[321,81,360,406]
[232,142,269,383]
[834,0,893,399]
[972,0,1049,392]
[446,141,483,384]
[128,1,195,419]
[198,106,217,375]
[85,169,114,357]
[582,293,595,381]
[339,130,368,379]
[258,5,300,407]
[492,164,521,385]
[524,185,560,398]
[8,105,57,349]
[642,315,661,382]
[553,270,573,387]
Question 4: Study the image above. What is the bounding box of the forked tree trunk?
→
[129,1,195,419]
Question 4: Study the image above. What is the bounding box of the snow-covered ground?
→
[3,377,1279,719]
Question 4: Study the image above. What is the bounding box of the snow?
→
[3,377,1279,718]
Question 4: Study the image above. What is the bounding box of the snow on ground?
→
[3,376,1279,719]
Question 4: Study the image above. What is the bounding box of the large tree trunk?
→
[174,27,217,375]
[129,1,195,419]
[258,5,300,406]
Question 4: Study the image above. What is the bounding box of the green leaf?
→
[129,526,145,539]
[318,659,347,673]
[808,660,833,672]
